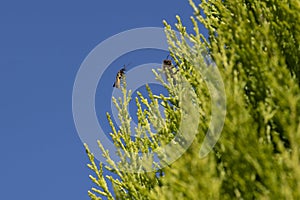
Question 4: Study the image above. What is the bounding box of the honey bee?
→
[113,66,126,89]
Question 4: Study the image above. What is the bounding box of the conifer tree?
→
[85,0,300,199]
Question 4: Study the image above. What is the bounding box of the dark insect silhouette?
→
[113,66,126,89]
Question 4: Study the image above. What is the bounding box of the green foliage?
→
[85,0,300,199]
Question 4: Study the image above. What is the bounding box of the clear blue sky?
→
[0,1,206,199]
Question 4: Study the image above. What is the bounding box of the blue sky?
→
[0,1,206,199]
